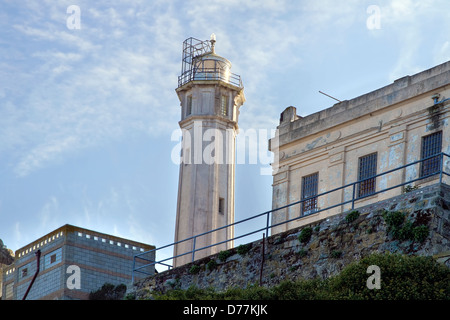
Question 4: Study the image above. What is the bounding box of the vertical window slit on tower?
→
[218,197,225,215]
[186,95,192,116]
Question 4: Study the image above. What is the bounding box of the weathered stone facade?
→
[269,60,450,234]
[133,183,450,299]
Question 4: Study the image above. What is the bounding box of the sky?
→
[1,0,450,270]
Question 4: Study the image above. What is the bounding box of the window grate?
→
[186,95,192,116]
[420,131,442,177]
[358,153,377,198]
[301,173,318,215]
[220,95,228,117]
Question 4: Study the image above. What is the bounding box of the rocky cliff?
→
[0,239,14,266]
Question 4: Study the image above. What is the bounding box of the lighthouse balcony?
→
[178,67,242,88]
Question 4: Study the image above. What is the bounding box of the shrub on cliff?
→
[298,227,313,244]
[89,283,127,300]
[327,253,450,300]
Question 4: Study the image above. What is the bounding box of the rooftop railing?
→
[132,152,450,282]
[178,67,243,88]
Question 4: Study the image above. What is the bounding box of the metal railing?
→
[132,152,450,282]
[178,67,243,88]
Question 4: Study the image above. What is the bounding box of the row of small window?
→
[76,232,145,252]
[17,231,64,258]
[300,131,443,216]
[185,95,229,117]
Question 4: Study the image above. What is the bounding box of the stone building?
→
[1,224,154,300]
[269,60,450,234]
[173,35,245,266]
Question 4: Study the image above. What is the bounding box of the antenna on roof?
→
[319,90,341,103]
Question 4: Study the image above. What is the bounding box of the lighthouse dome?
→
[192,52,232,84]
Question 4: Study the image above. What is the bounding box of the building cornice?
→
[272,60,450,149]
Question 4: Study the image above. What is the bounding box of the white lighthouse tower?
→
[173,35,245,267]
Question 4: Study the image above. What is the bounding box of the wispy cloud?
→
[379,0,442,81]
[39,196,60,231]
[434,41,450,65]
[1,1,183,176]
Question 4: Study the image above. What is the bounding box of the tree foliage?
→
[89,283,127,300]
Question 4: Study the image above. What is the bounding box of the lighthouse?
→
[173,35,245,267]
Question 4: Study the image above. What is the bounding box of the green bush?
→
[345,210,360,223]
[298,227,313,244]
[328,253,450,300]
[397,220,414,241]
[413,225,429,243]
[236,244,251,256]
[218,250,233,262]
[382,210,430,243]
[89,283,127,300]
[207,259,217,271]
[383,210,405,236]
[189,264,201,274]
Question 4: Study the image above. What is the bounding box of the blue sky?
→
[1,0,450,268]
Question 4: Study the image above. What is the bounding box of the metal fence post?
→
[192,237,196,262]
[132,256,135,284]
[351,183,356,210]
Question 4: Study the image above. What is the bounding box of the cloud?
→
[2,1,186,176]
[434,41,450,65]
[14,136,80,177]
[379,0,442,81]
[39,196,60,230]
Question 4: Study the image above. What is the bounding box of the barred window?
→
[301,173,318,216]
[358,153,377,198]
[220,95,228,117]
[420,131,442,177]
[186,95,192,116]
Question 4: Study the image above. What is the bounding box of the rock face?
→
[133,183,450,299]
[0,239,14,266]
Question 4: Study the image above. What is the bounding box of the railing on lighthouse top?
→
[177,34,243,88]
